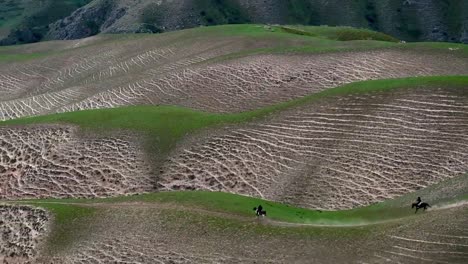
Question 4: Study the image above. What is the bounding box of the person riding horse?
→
[412,197,430,213]
[253,205,267,216]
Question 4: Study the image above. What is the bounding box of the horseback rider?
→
[412,197,430,213]
[255,205,263,216]
[416,197,422,206]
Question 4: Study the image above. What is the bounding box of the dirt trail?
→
[10,198,468,228]
[4,199,467,263]
[430,200,468,210]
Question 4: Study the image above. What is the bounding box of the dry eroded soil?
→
[1,30,467,206]
[1,87,467,209]
[0,205,49,263]
[0,32,468,119]
[159,87,468,209]
[0,125,153,199]
[1,27,468,263]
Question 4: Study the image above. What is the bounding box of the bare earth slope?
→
[1,82,467,209]
[0,205,49,263]
[159,87,468,209]
[0,25,468,263]
[62,51,468,114]
[3,175,468,263]
[369,206,468,263]
[0,125,153,199]
[0,26,467,206]
[1,26,468,120]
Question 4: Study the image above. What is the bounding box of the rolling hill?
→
[0,24,467,263]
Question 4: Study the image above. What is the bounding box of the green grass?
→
[0,51,48,62]
[169,25,399,66]
[10,173,466,249]
[193,24,398,42]
[10,173,466,248]
[32,203,96,252]
[0,105,239,158]
[2,24,392,63]
[159,206,377,238]
[81,191,418,224]
[16,173,468,226]
[1,24,466,64]
[403,41,468,57]
[379,173,468,208]
[177,25,468,64]
[280,25,399,42]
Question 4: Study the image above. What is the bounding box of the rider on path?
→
[416,197,422,206]
[255,205,263,216]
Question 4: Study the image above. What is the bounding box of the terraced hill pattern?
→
[159,87,468,209]
[0,25,467,263]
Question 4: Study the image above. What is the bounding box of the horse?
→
[253,207,267,216]
[411,202,431,213]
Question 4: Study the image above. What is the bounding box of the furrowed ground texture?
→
[1,79,468,209]
[0,25,468,263]
[53,203,468,264]
[0,205,49,263]
[0,25,467,120]
[159,86,468,209]
[0,125,153,199]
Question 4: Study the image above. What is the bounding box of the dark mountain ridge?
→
[1,0,467,45]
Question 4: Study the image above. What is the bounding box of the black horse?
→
[253,205,267,216]
[412,202,431,213]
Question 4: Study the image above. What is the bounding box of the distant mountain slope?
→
[1,0,468,45]
[43,0,468,44]
[0,0,92,45]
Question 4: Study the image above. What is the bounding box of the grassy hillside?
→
[20,174,468,225]
[2,24,467,65]
[280,25,399,42]
[10,173,467,253]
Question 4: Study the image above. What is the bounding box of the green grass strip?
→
[31,203,96,252]
[15,185,468,226]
